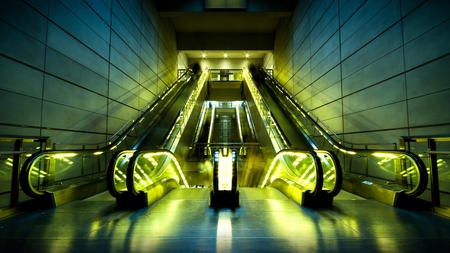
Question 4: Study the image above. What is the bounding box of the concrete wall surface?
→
[272,0,450,146]
[0,0,178,145]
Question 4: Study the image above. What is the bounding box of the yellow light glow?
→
[224,53,228,58]
[141,151,189,187]
[52,153,77,158]
[373,153,398,159]
[218,148,233,191]
[216,212,232,252]
[93,151,103,155]
[245,53,249,58]
[202,53,206,58]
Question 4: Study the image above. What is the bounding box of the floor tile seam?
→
[315,209,368,238]
[4,236,450,240]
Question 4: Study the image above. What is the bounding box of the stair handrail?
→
[259,68,427,197]
[262,69,397,150]
[52,69,193,150]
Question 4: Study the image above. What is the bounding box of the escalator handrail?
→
[316,150,343,197]
[53,69,193,150]
[125,149,188,196]
[20,70,193,199]
[158,68,209,151]
[20,150,85,198]
[264,149,324,197]
[108,69,209,198]
[106,150,138,197]
[260,68,428,197]
[246,68,340,196]
[243,68,291,151]
[261,69,396,150]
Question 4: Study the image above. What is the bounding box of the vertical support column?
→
[10,139,22,209]
[428,138,440,208]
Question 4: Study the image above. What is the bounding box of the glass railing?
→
[401,135,450,217]
[316,150,342,197]
[126,150,189,196]
[243,68,342,197]
[209,69,243,81]
[106,150,136,197]
[160,68,209,152]
[20,70,194,199]
[106,68,209,197]
[53,71,193,151]
[243,68,289,152]
[0,135,51,217]
[260,68,428,198]
[20,150,110,198]
[261,150,323,196]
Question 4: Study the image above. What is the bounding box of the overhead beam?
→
[177,33,274,51]
[153,0,297,12]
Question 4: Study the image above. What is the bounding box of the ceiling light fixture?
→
[245,53,249,58]
[202,53,206,58]
[224,53,228,58]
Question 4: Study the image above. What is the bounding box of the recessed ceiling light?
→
[224,53,228,58]
[245,53,249,58]
[202,53,206,58]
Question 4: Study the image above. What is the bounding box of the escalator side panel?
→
[137,80,197,149]
[256,80,312,150]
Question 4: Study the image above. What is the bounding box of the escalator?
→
[18,69,199,208]
[18,65,429,210]
[242,69,342,207]
[106,69,209,208]
[135,78,198,149]
[252,67,428,206]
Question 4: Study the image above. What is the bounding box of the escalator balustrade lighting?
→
[141,151,189,188]
[261,150,313,188]
[31,167,48,178]
[296,164,314,185]
[373,153,398,159]
[114,169,126,182]
[217,148,233,191]
[245,68,291,151]
[139,164,153,184]
[323,168,336,181]
[337,148,356,155]
[5,158,13,167]
[52,153,77,158]
[292,154,307,166]
[161,69,208,153]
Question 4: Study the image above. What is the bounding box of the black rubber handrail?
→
[316,150,343,197]
[259,68,428,198]
[20,70,193,199]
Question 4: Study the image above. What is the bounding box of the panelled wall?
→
[271,0,450,145]
[0,0,178,145]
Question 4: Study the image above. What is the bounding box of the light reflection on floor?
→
[0,188,450,253]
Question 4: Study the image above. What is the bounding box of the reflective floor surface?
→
[1,188,450,253]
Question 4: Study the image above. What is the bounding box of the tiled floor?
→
[0,188,449,253]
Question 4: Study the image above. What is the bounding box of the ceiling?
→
[153,0,296,59]
[178,50,271,59]
[163,12,287,33]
